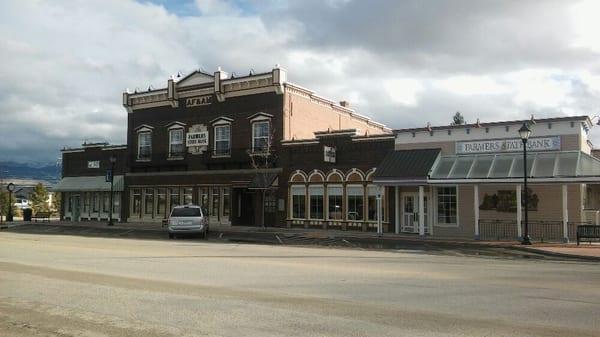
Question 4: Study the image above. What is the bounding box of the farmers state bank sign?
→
[456,136,561,154]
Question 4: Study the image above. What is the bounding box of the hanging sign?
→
[324,146,336,163]
[187,124,208,155]
[456,136,560,154]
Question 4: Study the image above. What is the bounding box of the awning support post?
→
[418,185,425,236]
[474,184,479,240]
[395,186,400,234]
[562,184,569,242]
[516,184,523,239]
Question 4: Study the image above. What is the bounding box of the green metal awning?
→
[52,175,124,192]
[428,151,600,184]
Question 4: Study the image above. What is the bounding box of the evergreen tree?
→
[30,183,50,213]
[451,111,465,125]
[51,192,61,215]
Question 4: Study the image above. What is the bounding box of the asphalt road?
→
[0,232,598,337]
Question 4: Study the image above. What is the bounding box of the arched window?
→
[345,168,364,182]
[289,170,308,183]
[326,169,344,182]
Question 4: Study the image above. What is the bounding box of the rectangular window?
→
[327,185,343,220]
[309,185,324,219]
[102,192,110,213]
[92,192,99,212]
[222,187,230,217]
[169,128,184,157]
[367,185,383,221]
[214,125,231,156]
[183,187,193,205]
[132,189,141,216]
[291,185,306,219]
[264,192,277,213]
[138,132,152,160]
[346,185,364,221]
[157,188,166,217]
[437,186,457,225]
[212,187,220,219]
[169,188,180,211]
[252,121,270,152]
[144,188,154,215]
[199,187,209,212]
[83,192,89,213]
[67,193,72,212]
[113,192,120,214]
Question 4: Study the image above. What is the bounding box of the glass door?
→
[72,195,81,221]
[402,194,416,233]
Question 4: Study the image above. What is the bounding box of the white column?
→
[395,186,400,234]
[474,185,480,239]
[562,184,569,242]
[419,185,425,236]
[516,184,522,238]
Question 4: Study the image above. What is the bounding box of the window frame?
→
[346,184,364,221]
[252,120,270,153]
[308,185,324,220]
[327,184,343,221]
[168,127,185,158]
[290,185,306,220]
[137,131,152,161]
[214,124,231,157]
[434,185,459,227]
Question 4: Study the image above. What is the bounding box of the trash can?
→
[23,208,32,222]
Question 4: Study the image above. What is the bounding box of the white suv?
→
[167,205,209,239]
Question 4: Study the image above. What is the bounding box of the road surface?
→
[0,232,598,337]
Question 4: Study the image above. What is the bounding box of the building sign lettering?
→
[185,95,212,107]
[186,131,209,147]
[324,146,336,163]
[456,136,560,154]
[87,160,100,169]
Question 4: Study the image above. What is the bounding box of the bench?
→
[576,225,600,245]
[32,211,51,222]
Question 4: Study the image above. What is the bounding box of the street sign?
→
[106,169,113,182]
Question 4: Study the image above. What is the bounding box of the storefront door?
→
[200,186,231,226]
[72,195,81,221]
[401,193,428,234]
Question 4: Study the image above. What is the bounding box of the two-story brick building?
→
[119,66,391,226]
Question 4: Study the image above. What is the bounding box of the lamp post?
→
[518,123,532,245]
[108,155,116,226]
[6,182,15,222]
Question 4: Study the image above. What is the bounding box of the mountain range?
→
[0,161,61,184]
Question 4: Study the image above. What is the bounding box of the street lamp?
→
[108,155,116,226]
[518,122,532,245]
[6,182,15,222]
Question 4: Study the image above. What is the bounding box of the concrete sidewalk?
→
[3,220,599,261]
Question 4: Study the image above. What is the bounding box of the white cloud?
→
[383,79,424,106]
[434,75,510,96]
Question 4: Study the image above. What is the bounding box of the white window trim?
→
[137,131,152,161]
[434,185,460,227]
[252,120,271,153]
[326,184,343,221]
[308,185,325,220]
[346,184,365,222]
[290,185,306,220]
[213,124,231,157]
[168,128,185,159]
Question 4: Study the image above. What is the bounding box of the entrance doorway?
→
[401,193,429,234]
[71,195,81,221]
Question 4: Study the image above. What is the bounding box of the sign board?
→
[185,95,212,107]
[456,136,561,154]
[186,131,209,147]
[324,146,336,163]
[105,169,113,183]
[87,160,100,169]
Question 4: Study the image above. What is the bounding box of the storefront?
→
[374,115,600,241]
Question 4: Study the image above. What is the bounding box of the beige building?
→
[374,115,600,241]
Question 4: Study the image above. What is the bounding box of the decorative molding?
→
[134,124,154,132]
[248,112,274,122]
[210,116,234,125]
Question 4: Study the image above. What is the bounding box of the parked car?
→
[167,205,209,239]
[14,198,31,210]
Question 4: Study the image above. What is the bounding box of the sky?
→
[1,0,600,163]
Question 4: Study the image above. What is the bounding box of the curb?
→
[510,246,600,262]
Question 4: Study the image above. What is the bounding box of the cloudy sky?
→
[1,0,600,163]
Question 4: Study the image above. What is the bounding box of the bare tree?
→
[246,127,277,228]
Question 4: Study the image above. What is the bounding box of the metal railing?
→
[480,219,596,242]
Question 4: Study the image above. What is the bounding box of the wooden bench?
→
[32,211,51,223]
[576,225,600,245]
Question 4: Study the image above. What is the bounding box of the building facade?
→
[374,116,600,241]
[119,66,390,226]
[55,142,127,221]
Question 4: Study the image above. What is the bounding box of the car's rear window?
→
[171,208,201,217]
